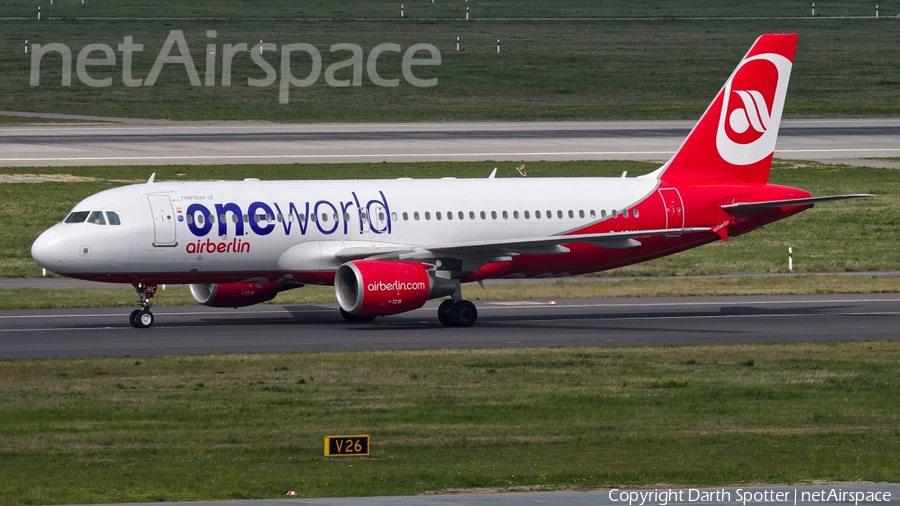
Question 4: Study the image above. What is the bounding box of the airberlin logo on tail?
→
[716,53,792,166]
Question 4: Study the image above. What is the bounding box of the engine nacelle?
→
[189,282,281,308]
[335,260,455,317]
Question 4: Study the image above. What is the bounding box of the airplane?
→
[31,33,870,329]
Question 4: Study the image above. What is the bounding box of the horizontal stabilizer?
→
[722,194,873,212]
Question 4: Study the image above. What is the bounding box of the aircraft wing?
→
[334,227,711,262]
[721,194,873,212]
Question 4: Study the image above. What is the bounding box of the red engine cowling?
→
[189,282,281,308]
[335,260,439,317]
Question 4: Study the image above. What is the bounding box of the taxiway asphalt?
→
[2,293,898,359]
[2,118,900,167]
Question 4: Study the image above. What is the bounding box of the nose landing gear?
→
[130,282,157,328]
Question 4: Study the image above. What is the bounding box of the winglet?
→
[488,168,497,179]
[147,172,156,184]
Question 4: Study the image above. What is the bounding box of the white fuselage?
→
[32,176,662,283]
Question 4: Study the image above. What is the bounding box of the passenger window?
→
[535,210,541,219]
[209,214,215,224]
[64,211,90,224]
[491,211,497,219]
[186,215,193,225]
[579,210,585,218]
[379,212,385,221]
[547,210,552,219]
[590,210,596,218]
[624,209,629,218]
[514,211,520,219]
[437,212,443,220]
[311,213,317,222]
[197,214,205,225]
[106,212,121,225]
[480,211,486,220]
[446,211,452,221]
[87,211,106,225]
[612,209,618,218]
[254,214,261,223]
[468,211,474,220]
[321,213,329,222]
[557,210,563,219]
[634,209,640,218]
[391,212,398,221]
[601,210,607,218]
[568,210,574,219]
[334,213,340,222]
[502,211,508,219]
[524,211,530,219]
[402,212,408,221]
[344,213,351,221]
[221,214,228,223]
[243,214,249,223]
[461,211,466,220]
[414,212,420,221]
[425,212,431,220]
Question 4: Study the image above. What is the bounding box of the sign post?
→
[324,435,370,457]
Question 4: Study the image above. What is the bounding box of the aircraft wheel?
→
[135,309,154,328]
[340,308,376,322]
[438,299,455,327]
[129,309,141,328]
[450,300,477,327]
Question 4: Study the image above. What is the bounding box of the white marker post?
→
[42,268,46,277]
[788,247,793,272]
[401,4,404,18]
[466,6,469,19]
[25,40,28,54]
[259,39,263,55]
[456,36,460,51]
[497,39,500,53]
[38,6,41,19]
[876,5,880,18]
[812,2,815,15]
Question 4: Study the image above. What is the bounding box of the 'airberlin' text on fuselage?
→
[184,191,391,238]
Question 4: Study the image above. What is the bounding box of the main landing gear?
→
[129,282,156,328]
[438,283,478,327]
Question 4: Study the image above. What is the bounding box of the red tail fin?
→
[658,34,798,185]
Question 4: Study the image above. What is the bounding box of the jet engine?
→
[335,260,456,317]
[189,282,281,308]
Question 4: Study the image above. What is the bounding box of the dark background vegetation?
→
[1,1,899,121]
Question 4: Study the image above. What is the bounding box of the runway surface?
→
[81,484,899,506]
[2,118,900,167]
[2,293,898,359]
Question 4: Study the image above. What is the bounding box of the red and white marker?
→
[548,300,557,306]
[286,488,297,496]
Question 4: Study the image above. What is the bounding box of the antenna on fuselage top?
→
[147,173,156,184]
[488,168,497,179]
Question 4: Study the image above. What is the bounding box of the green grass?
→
[2,1,900,122]
[0,159,891,279]
[0,342,898,503]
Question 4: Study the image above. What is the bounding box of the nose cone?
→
[32,229,66,271]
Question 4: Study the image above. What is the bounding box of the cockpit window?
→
[64,211,90,224]
[106,212,121,225]
[87,211,106,225]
